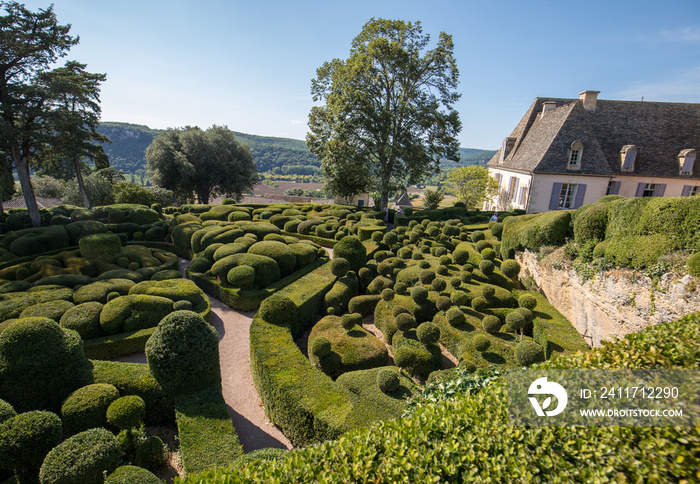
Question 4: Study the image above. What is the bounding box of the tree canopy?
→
[0,1,108,224]
[447,165,499,209]
[307,18,462,211]
[145,125,258,204]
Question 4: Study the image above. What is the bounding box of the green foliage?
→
[79,233,122,261]
[472,334,491,352]
[60,383,120,435]
[106,465,161,484]
[500,211,571,259]
[513,340,545,366]
[499,259,520,278]
[604,234,671,269]
[447,166,499,209]
[0,318,91,413]
[106,395,146,430]
[376,368,400,394]
[39,428,121,484]
[0,410,62,484]
[518,294,537,310]
[348,294,381,317]
[226,265,256,288]
[481,315,502,334]
[113,182,156,206]
[333,236,367,273]
[146,126,258,204]
[416,321,440,344]
[422,189,445,210]
[573,201,608,243]
[687,252,700,277]
[330,257,350,277]
[410,286,428,304]
[247,241,297,277]
[145,311,221,396]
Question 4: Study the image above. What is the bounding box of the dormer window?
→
[568,140,583,169]
[500,137,516,162]
[678,149,696,175]
[620,145,637,172]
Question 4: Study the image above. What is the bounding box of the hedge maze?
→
[0,197,697,483]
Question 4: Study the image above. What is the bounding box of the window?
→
[508,177,519,201]
[620,145,637,171]
[518,186,528,205]
[494,172,503,187]
[678,149,696,175]
[549,182,587,210]
[606,180,621,195]
[681,185,700,197]
[568,141,583,169]
[635,183,666,197]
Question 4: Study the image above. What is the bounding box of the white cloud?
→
[660,26,700,43]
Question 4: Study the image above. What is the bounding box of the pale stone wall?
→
[517,250,700,346]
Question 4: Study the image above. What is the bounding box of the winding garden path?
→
[116,258,292,452]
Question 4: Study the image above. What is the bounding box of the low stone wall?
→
[517,250,700,346]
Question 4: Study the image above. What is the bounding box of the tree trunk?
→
[14,153,42,228]
[73,155,91,208]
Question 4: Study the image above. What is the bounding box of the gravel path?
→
[115,258,292,452]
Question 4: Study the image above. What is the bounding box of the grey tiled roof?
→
[488,96,700,180]
[1,197,63,210]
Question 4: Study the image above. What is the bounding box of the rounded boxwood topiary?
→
[258,293,300,326]
[145,311,220,396]
[418,260,430,269]
[0,410,63,484]
[450,291,470,307]
[431,278,447,292]
[475,240,491,253]
[470,230,485,243]
[333,236,367,273]
[106,465,161,484]
[481,285,496,299]
[381,288,394,303]
[58,302,104,341]
[106,395,146,431]
[134,435,167,471]
[393,282,407,296]
[247,241,296,277]
[500,259,521,278]
[0,398,15,424]
[39,427,120,484]
[418,269,436,284]
[227,265,256,288]
[460,271,473,283]
[449,276,461,288]
[309,336,331,358]
[416,322,440,345]
[79,233,122,262]
[330,257,350,277]
[61,383,120,435]
[490,222,504,239]
[471,296,488,312]
[395,312,417,332]
[481,315,503,334]
[340,313,362,331]
[480,247,496,261]
[410,286,428,304]
[392,305,408,317]
[173,299,193,311]
[514,340,545,366]
[445,307,466,327]
[376,368,400,394]
[393,346,416,369]
[506,310,528,335]
[472,334,491,352]
[435,295,452,312]
[0,318,91,413]
[479,260,494,275]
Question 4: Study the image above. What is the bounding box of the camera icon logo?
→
[528,377,568,417]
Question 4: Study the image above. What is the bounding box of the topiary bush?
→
[472,334,491,352]
[330,257,350,277]
[106,395,146,431]
[0,318,91,413]
[105,465,161,484]
[227,265,256,289]
[445,307,466,327]
[471,296,488,312]
[39,427,121,484]
[376,368,400,394]
[410,286,428,304]
[247,241,297,277]
[0,410,63,484]
[395,312,417,332]
[79,233,122,262]
[500,259,521,279]
[59,302,104,340]
[479,260,494,275]
[416,322,440,345]
[340,313,362,331]
[333,236,367,273]
[514,340,545,366]
[310,336,332,358]
[481,315,503,334]
[134,435,167,471]
[145,310,220,396]
[518,294,537,310]
[60,383,120,435]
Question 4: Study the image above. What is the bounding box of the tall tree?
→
[38,61,109,208]
[146,125,258,204]
[447,165,500,209]
[0,2,78,226]
[307,18,461,211]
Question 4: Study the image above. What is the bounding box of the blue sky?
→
[16,0,700,149]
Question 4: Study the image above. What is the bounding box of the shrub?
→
[212,253,281,288]
[145,311,220,396]
[376,368,400,394]
[330,257,350,277]
[0,399,15,424]
[393,282,407,296]
[333,236,367,272]
[470,230,485,243]
[481,315,502,334]
[105,465,161,484]
[480,285,496,299]
[59,302,104,340]
[258,293,300,328]
[604,234,670,269]
[500,210,572,259]
[471,296,488,312]
[514,340,545,366]
[472,334,491,352]
[410,286,428,304]
[79,233,122,261]
[106,395,146,430]
[381,288,395,304]
[445,307,466,327]
[39,428,120,484]
[310,336,332,358]
[227,265,256,288]
[134,436,167,471]
[395,312,417,332]
[60,383,120,435]
[0,318,91,412]
[418,269,436,284]
[490,222,504,239]
[688,253,700,277]
[324,276,359,314]
[247,241,297,277]
[435,295,451,312]
[573,202,609,244]
[348,295,381,317]
[479,260,494,275]
[0,410,63,484]
[416,322,440,345]
[500,259,521,278]
[518,294,537,310]
[431,278,448,292]
[506,311,527,335]
[475,240,491,253]
[450,291,470,307]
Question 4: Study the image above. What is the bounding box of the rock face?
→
[517,251,700,347]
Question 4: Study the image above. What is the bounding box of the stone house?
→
[486,91,700,213]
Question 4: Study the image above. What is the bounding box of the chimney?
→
[579,90,600,111]
[541,101,557,117]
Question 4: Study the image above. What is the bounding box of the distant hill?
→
[96,122,496,180]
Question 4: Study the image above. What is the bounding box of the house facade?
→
[485,91,700,213]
